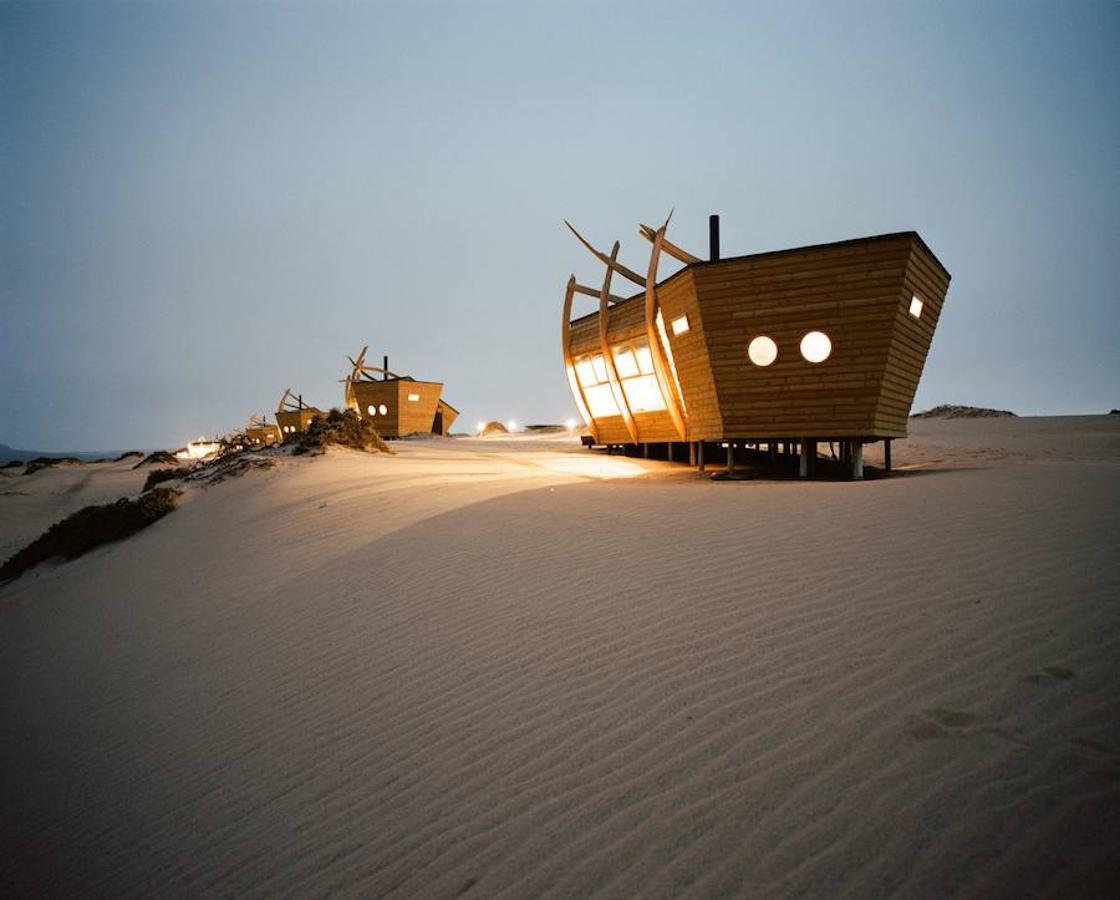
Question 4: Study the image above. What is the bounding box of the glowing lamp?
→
[799,331,832,363]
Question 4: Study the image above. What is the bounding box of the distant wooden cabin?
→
[342,346,459,437]
[562,216,950,477]
[245,415,282,447]
[275,389,323,437]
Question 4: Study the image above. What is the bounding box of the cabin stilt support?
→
[850,442,864,480]
[698,441,705,472]
[884,439,892,475]
[726,443,734,474]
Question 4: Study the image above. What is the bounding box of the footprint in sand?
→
[1027,666,1077,684]
[905,707,979,740]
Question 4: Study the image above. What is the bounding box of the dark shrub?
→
[132,450,179,469]
[143,467,187,491]
[292,408,392,455]
[0,488,181,583]
[23,457,83,475]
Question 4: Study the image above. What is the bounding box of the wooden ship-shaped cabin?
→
[342,346,459,438]
[244,415,282,447]
[561,215,950,478]
[275,389,324,437]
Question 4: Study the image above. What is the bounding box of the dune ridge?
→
[2,417,1118,896]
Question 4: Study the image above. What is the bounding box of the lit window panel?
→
[584,383,619,417]
[614,348,639,378]
[634,345,654,375]
[622,374,667,412]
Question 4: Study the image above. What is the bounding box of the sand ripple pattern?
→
[2,448,1119,897]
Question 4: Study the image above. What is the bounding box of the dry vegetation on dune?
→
[912,404,1017,418]
[291,408,393,455]
[0,487,181,583]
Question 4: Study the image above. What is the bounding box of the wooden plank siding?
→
[351,379,445,438]
[563,231,950,444]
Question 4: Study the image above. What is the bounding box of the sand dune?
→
[2,417,1118,896]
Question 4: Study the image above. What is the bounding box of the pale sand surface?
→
[2,417,1118,896]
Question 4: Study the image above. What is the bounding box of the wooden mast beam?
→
[599,241,639,444]
[564,221,646,286]
[572,281,628,305]
[639,223,701,265]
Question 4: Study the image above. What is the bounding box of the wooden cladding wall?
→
[694,234,936,438]
[352,380,445,437]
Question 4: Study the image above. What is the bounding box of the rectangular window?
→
[613,348,638,378]
[909,295,924,318]
[634,345,654,375]
[407,393,420,402]
[671,315,689,335]
[584,383,619,417]
[575,359,596,386]
[622,374,667,412]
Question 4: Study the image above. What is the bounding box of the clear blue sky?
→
[2,1,1117,450]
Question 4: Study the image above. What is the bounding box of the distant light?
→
[476,421,486,434]
[909,295,924,318]
[800,331,832,363]
[507,420,517,432]
[671,315,690,335]
[748,335,778,367]
[565,418,576,431]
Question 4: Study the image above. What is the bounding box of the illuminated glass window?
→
[634,345,654,375]
[671,315,690,335]
[909,295,924,318]
[800,331,832,363]
[378,404,388,415]
[614,348,639,378]
[367,405,377,416]
[576,355,609,388]
[623,374,667,412]
[584,383,619,417]
[407,393,420,402]
[575,359,596,386]
[748,336,778,367]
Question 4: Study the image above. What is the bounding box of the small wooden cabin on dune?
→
[275,389,324,436]
[244,415,282,447]
[561,215,950,478]
[343,346,459,438]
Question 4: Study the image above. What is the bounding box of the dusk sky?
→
[2,1,1117,451]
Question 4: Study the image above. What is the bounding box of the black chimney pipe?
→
[709,214,720,262]
[383,355,389,381]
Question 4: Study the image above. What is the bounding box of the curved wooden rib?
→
[564,221,646,286]
[277,388,299,413]
[639,223,701,265]
[644,221,689,441]
[562,275,596,440]
[599,241,639,444]
[572,281,628,305]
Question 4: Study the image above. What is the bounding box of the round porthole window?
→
[748,335,778,367]
[800,331,832,363]
[367,404,377,416]
[379,404,388,415]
